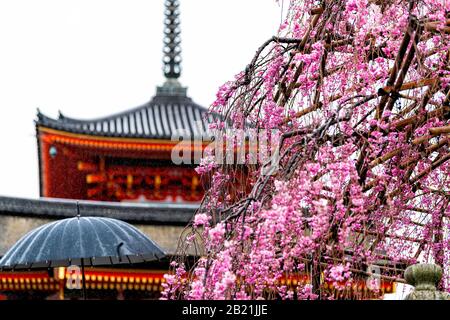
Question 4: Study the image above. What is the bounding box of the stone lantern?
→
[404,263,450,300]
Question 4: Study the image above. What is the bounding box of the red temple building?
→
[36,94,213,203]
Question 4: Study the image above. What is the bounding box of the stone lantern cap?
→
[404,263,450,300]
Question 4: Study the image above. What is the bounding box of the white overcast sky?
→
[0,0,284,198]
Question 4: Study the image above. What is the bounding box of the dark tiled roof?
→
[0,196,196,226]
[36,95,216,140]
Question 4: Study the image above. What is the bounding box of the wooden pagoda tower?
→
[36,0,214,204]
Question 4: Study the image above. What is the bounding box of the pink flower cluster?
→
[163,0,450,300]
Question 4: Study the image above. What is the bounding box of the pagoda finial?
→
[163,0,182,79]
[156,0,187,97]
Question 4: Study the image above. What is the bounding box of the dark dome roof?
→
[0,216,165,268]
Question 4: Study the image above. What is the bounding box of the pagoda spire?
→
[163,0,182,79]
[157,0,187,97]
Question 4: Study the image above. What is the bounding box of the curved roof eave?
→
[36,95,219,140]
